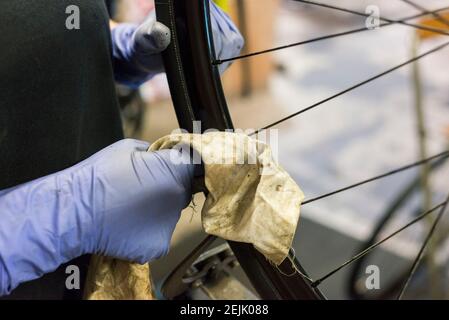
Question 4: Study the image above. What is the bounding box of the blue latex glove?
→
[111,12,171,88]
[111,1,244,87]
[210,1,245,74]
[0,139,194,296]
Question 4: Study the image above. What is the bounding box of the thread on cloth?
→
[273,248,314,283]
[188,196,199,223]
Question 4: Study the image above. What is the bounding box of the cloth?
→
[84,256,154,300]
[150,132,304,265]
[0,0,123,299]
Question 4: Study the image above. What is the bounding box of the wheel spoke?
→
[250,39,449,135]
[302,151,449,205]
[397,193,449,299]
[215,5,449,64]
[296,0,449,36]
[398,0,449,28]
[310,201,447,287]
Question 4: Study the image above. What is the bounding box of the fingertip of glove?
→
[149,22,171,51]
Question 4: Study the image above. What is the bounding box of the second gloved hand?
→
[0,139,195,295]
[111,1,244,87]
[111,13,171,88]
[87,139,194,263]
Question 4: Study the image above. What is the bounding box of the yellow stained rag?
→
[85,132,304,300]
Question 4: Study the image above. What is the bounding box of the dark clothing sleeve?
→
[0,0,124,298]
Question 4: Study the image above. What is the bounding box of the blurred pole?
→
[236,0,252,97]
[411,34,440,298]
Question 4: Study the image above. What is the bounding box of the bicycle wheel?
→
[155,0,449,300]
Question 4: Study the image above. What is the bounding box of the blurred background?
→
[109,0,449,299]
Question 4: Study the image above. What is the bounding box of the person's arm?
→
[110,0,244,88]
[0,139,195,296]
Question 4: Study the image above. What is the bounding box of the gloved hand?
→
[111,13,171,88]
[0,139,195,296]
[111,1,244,87]
[210,1,245,73]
